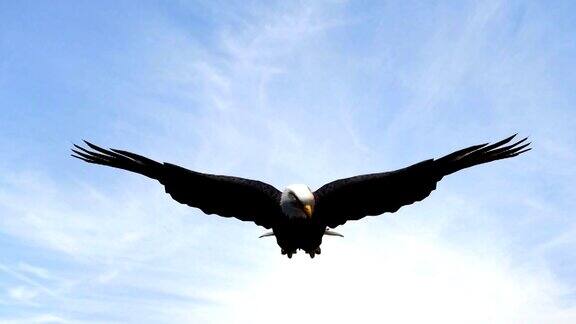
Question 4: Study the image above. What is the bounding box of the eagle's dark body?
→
[72,134,530,258]
[273,219,325,255]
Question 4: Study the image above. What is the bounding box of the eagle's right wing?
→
[313,135,530,228]
[72,142,283,229]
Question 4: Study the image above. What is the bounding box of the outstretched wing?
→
[313,135,531,228]
[72,142,283,229]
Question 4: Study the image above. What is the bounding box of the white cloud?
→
[0,0,575,323]
[201,232,576,324]
[17,263,52,280]
[8,286,39,303]
[0,314,68,324]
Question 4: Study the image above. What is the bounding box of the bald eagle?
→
[72,134,530,258]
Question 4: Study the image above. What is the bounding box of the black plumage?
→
[71,142,283,229]
[313,134,530,228]
[72,134,530,258]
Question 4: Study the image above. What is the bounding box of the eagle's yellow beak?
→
[303,204,313,218]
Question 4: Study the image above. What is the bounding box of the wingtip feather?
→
[71,153,91,163]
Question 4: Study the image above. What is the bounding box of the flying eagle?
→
[72,134,530,258]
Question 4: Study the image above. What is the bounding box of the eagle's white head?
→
[280,184,315,220]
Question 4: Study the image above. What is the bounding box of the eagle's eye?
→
[289,192,303,206]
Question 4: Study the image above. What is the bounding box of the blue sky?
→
[1,0,575,322]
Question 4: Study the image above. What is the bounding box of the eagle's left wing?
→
[72,141,283,229]
[313,135,530,228]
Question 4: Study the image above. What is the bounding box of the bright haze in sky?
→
[1,1,575,323]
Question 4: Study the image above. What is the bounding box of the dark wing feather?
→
[314,135,531,228]
[72,141,283,229]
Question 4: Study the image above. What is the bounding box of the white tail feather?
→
[324,229,344,237]
[259,231,275,238]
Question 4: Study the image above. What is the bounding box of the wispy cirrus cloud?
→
[0,0,575,323]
